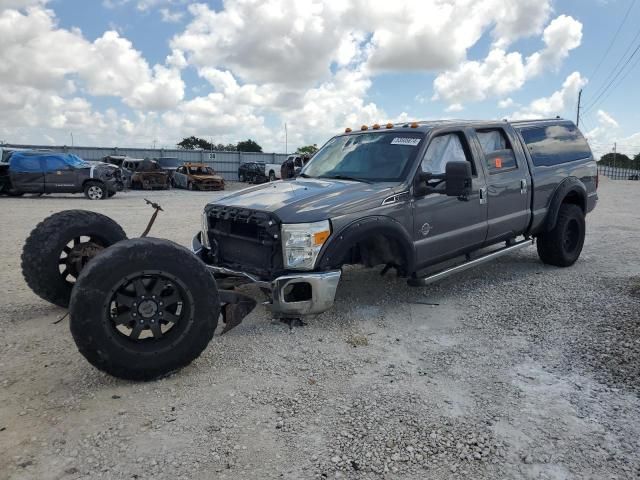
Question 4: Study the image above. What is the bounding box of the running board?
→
[408,238,534,287]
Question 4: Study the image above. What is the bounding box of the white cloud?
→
[445,103,464,113]
[498,98,515,109]
[0,0,46,10]
[511,72,587,120]
[596,109,618,129]
[433,14,582,107]
[159,7,183,23]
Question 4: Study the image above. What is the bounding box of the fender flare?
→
[317,216,415,272]
[544,177,587,232]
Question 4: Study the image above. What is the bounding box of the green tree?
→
[599,152,632,168]
[296,144,318,155]
[177,136,213,150]
[236,139,262,152]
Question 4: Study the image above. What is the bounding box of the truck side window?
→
[45,157,70,171]
[476,129,517,173]
[13,156,42,172]
[421,133,475,175]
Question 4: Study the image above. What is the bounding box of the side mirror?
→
[444,161,472,197]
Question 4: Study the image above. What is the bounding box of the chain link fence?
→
[598,164,640,181]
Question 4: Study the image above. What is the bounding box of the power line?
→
[586,48,640,111]
[583,29,640,112]
[587,0,637,83]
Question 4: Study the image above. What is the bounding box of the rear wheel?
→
[69,238,219,380]
[268,171,276,181]
[537,203,585,267]
[84,181,106,200]
[22,210,127,307]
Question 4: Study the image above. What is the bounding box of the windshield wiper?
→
[319,175,372,184]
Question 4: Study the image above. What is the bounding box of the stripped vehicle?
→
[128,158,171,190]
[173,163,225,191]
[20,118,597,381]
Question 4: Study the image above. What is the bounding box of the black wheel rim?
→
[564,219,580,253]
[59,236,105,284]
[107,271,190,341]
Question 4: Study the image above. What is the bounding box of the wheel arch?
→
[316,216,415,274]
[543,177,587,233]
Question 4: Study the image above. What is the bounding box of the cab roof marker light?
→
[345,127,352,133]
[361,125,368,131]
[372,123,380,130]
[386,123,393,129]
[410,122,419,128]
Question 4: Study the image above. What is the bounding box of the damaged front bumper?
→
[192,232,341,318]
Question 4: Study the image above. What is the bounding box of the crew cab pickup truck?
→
[0,151,123,199]
[193,118,597,318]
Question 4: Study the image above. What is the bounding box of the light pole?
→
[70,132,74,147]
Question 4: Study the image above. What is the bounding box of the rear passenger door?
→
[10,155,44,193]
[473,127,531,243]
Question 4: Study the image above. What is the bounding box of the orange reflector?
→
[386,123,393,129]
[495,158,503,168]
[313,230,330,245]
[345,127,352,133]
[410,122,419,128]
[361,125,368,131]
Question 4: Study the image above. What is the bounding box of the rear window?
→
[519,123,591,167]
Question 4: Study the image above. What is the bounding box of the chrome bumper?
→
[192,232,341,317]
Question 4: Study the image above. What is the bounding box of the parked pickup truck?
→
[18,117,598,381]
[238,160,282,183]
[193,118,597,318]
[0,151,123,199]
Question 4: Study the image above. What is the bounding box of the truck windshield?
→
[301,132,423,182]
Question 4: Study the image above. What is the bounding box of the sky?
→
[1,0,639,158]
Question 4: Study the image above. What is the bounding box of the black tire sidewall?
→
[557,205,585,264]
[69,238,219,380]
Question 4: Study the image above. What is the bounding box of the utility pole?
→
[285,123,288,154]
[613,142,617,178]
[576,89,582,127]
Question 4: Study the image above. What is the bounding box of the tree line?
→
[177,136,320,156]
[599,152,640,170]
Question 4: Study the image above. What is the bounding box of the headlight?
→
[282,220,331,270]
[201,211,210,249]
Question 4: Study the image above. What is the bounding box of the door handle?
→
[520,179,527,194]
[479,187,487,205]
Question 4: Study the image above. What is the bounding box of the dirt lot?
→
[1,178,639,480]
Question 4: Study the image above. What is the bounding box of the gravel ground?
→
[1,178,639,480]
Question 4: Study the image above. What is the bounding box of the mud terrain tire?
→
[22,210,127,308]
[69,238,219,381]
[537,203,585,267]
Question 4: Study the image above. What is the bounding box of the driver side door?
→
[412,129,488,267]
[43,156,78,193]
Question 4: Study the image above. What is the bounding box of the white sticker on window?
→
[390,137,421,146]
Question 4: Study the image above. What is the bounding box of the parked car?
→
[126,158,171,190]
[20,118,598,381]
[173,163,225,190]
[238,161,268,183]
[155,157,183,184]
[237,160,282,182]
[0,151,122,199]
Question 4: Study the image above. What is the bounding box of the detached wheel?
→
[69,238,219,380]
[537,204,585,267]
[84,181,106,200]
[21,210,127,307]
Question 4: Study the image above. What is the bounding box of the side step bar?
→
[408,238,534,287]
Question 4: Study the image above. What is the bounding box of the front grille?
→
[206,206,282,277]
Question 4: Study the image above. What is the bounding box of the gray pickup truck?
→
[193,118,597,317]
[20,117,597,381]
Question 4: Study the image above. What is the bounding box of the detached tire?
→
[537,203,585,267]
[69,238,219,380]
[22,210,127,308]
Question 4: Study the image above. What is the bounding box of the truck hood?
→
[209,178,401,223]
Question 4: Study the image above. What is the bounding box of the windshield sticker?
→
[390,137,421,146]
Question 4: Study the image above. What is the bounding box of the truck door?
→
[412,128,488,266]
[9,155,45,193]
[43,155,78,193]
[472,127,531,243]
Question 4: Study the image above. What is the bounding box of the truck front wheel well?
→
[342,234,409,276]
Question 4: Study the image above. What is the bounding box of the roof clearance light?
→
[361,125,368,131]
[386,123,393,129]
[410,122,419,128]
[345,127,352,133]
[372,123,380,130]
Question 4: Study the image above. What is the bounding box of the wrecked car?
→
[128,158,171,190]
[173,163,225,191]
[21,118,597,381]
[0,151,122,199]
